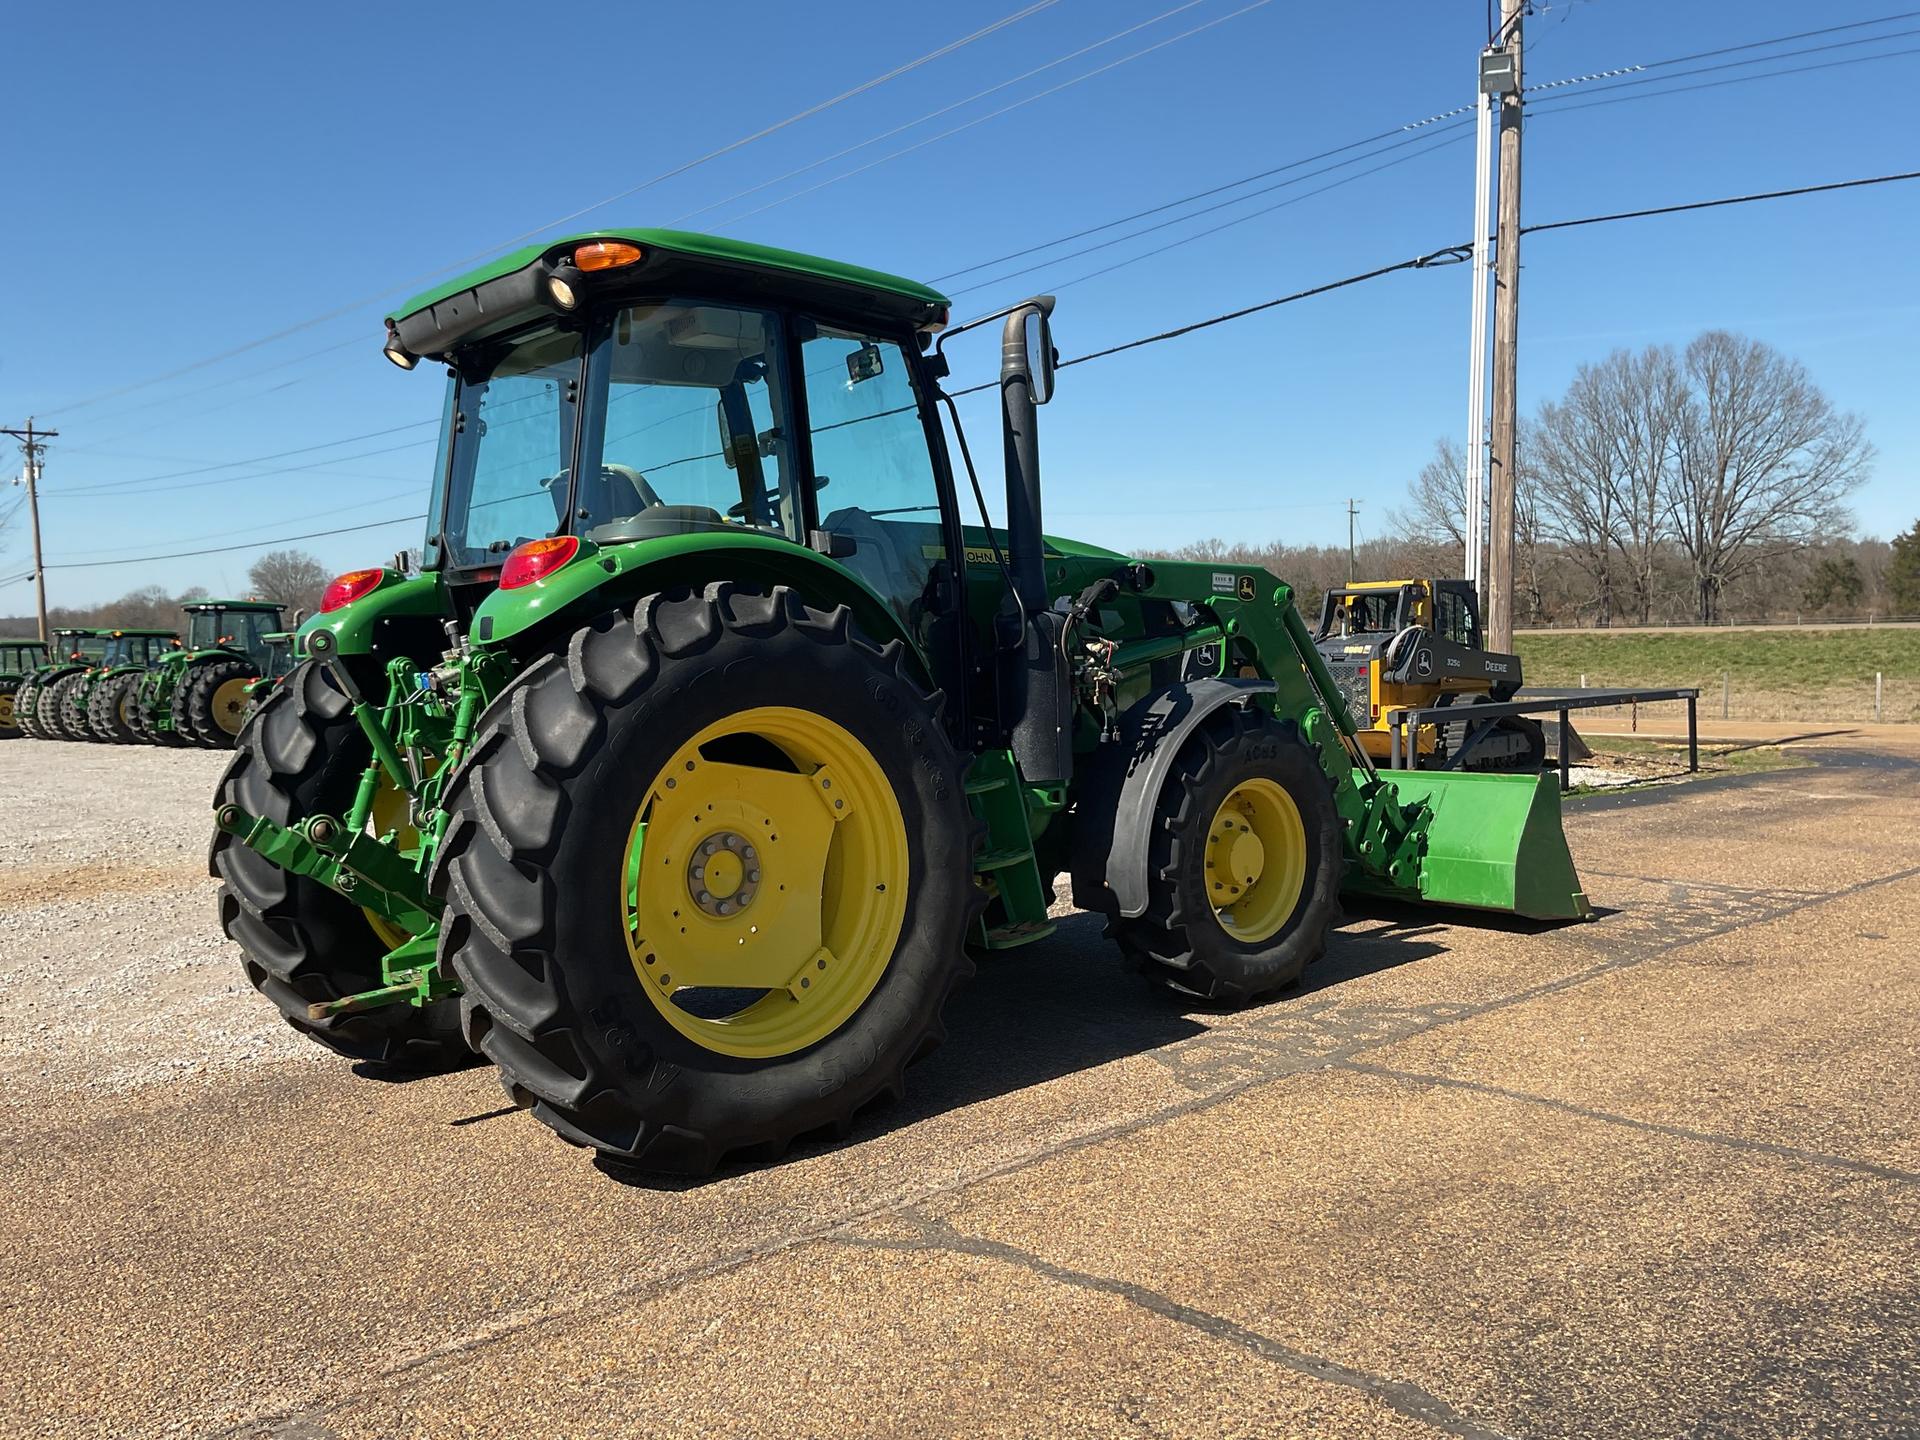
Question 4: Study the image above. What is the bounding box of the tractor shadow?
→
[594,903,1454,1189]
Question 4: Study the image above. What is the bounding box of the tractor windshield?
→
[435,325,584,569]
[61,634,109,663]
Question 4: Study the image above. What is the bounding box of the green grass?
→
[1517,629,1920,721]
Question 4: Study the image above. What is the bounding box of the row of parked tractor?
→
[0,599,293,748]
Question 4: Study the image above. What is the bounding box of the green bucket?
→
[1350,769,1592,921]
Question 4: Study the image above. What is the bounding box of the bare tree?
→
[1601,347,1685,624]
[1396,439,1467,549]
[1532,361,1634,625]
[1668,332,1871,623]
[246,548,330,617]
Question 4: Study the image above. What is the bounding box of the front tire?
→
[14,677,43,738]
[432,582,979,1173]
[211,660,469,1068]
[1110,708,1343,1004]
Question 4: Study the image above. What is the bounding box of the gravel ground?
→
[0,741,311,1096]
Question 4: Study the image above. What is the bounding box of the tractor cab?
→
[55,628,113,666]
[0,640,47,677]
[184,601,284,667]
[98,630,178,671]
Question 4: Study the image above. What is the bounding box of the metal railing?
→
[1385,686,1700,792]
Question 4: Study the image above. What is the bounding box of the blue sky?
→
[2,0,1915,607]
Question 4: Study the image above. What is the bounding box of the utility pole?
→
[1347,497,1359,582]
[1485,0,1525,652]
[2,419,55,643]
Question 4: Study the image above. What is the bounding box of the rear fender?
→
[296,573,449,660]
[1070,678,1276,918]
[469,532,925,683]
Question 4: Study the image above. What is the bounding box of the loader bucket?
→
[1357,769,1592,921]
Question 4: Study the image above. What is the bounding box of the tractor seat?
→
[585,505,731,545]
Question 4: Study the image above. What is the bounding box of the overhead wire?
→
[30,0,1070,421]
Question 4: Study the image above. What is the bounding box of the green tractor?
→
[0,638,50,739]
[17,628,113,740]
[213,229,1588,1173]
[62,629,181,743]
[134,600,285,748]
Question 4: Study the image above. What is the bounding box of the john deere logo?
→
[1236,575,1257,602]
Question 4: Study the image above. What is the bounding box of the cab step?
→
[976,919,1057,950]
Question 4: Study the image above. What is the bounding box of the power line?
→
[39,513,427,570]
[30,1,1068,422]
[709,0,1275,229]
[46,423,437,496]
[34,164,1920,574]
[664,0,1217,229]
[1520,169,1920,236]
[1527,42,1920,119]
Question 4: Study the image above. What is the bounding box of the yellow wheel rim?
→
[621,705,910,1060]
[211,677,253,736]
[362,772,418,953]
[0,692,13,730]
[1205,778,1307,943]
[116,690,137,729]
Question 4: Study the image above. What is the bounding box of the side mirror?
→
[1023,308,1056,405]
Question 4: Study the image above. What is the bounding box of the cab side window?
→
[1435,589,1475,647]
[800,329,947,638]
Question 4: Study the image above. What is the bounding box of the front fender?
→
[1069,678,1277,918]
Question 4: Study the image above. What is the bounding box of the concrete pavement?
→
[2,730,1916,1438]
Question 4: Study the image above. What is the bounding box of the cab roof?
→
[394,229,948,325]
[183,599,281,613]
[106,629,179,638]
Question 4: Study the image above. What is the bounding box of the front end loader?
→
[212,229,1587,1173]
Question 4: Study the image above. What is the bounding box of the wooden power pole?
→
[2,419,55,643]
[1486,0,1525,652]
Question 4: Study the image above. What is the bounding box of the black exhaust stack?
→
[998,298,1071,789]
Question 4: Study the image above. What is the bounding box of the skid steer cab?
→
[211,228,1588,1174]
[1312,578,1543,771]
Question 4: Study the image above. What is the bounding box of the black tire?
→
[60,677,98,741]
[212,659,470,1068]
[88,672,142,744]
[39,673,83,740]
[432,582,980,1173]
[1110,708,1343,1005]
[0,676,21,739]
[183,656,260,748]
[14,677,43,738]
[125,678,161,745]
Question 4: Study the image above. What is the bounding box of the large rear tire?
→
[1109,708,1343,1005]
[61,678,99,741]
[14,677,43,738]
[432,582,979,1173]
[88,672,142,744]
[212,659,470,1068]
[38,674,84,740]
[183,656,259,749]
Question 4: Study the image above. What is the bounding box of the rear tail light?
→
[321,567,386,613]
[500,536,580,590]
